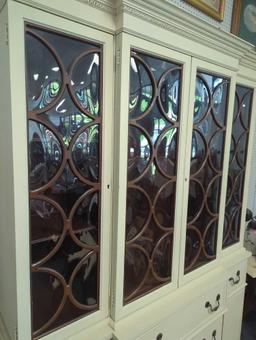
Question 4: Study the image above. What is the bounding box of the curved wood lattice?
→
[223,85,253,248]
[25,25,102,338]
[185,72,230,273]
[124,51,182,303]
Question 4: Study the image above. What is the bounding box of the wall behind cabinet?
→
[166,0,234,32]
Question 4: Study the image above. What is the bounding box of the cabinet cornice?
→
[116,0,254,63]
[10,0,256,69]
[76,0,115,14]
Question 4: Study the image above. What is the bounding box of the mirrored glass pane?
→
[72,125,99,182]
[31,199,64,264]
[128,125,151,181]
[223,85,253,248]
[41,89,93,146]
[72,191,99,246]
[71,53,100,116]
[159,69,181,121]
[29,120,62,191]
[31,271,65,334]
[185,72,230,273]
[25,25,102,338]
[26,33,62,112]
[129,56,153,118]
[124,51,182,303]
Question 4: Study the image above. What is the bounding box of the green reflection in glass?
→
[76,88,99,116]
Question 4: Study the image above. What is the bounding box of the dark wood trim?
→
[231,0,242,35]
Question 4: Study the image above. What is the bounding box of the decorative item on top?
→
[231,0,256,45]
[244,209,256,255]
[185,0,225,21]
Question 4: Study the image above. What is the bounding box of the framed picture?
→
[231,0,256,45]
[186,0,225,21]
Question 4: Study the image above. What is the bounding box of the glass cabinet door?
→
[25,25,104,338]
[124,50,182,303]
[184,71,230,273]
[223,85,253,248]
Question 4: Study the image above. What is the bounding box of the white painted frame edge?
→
[111,31,192,322]
[7,2,114,339]
[221,76,256,257]
[178,58,237,286]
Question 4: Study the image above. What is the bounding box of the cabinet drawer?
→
[222,288,245,340]
[184,317,222,340]
[226,260,246,297]
[136,281,225,340]
[180,280,225,334]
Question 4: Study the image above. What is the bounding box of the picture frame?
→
[186,0,225,21]
[231,0,256,45]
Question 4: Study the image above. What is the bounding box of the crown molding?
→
[240,51,256,71]
[117,0,253,61]
[10,0,256,68]
[76,0,115,14]
[11,0,116,33]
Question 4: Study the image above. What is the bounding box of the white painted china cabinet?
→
[0,0,256,339]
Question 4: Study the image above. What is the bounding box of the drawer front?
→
[222,288,245,340]
[181,280,225,334]
[226,260,246,297]
[136,281,225,340]
[137,327,167,340]
[185,317,222,340]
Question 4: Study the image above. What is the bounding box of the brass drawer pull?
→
[229,270,240,285]
[156,333,163,340]
[205,294,220,312]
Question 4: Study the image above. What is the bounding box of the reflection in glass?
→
[72,191,99,246]
[204,219,218,257]
[71,53,100,116]
[124,246,149,299]
[185,72,230,273]
[41,89,93,146]
[190,130,206,174]
[32,271,64,333]
[152,234,173,279]
[26,33,62,112]
[71,252,98,306]
[124,51,182,303]
[185,227,201,270]
[45,164,89,215]
[209,130,225,171]
[223,85,253,248]
[129,56,153,118]
[187,180,204,223]
[157,128,177,177]
[159,69,180,121]
[154,182,176,229]
[25,25,102,338]
[72,125,99,182]
[128,126,151,181]
[31,199,63,264]
[29,120,62,191]
[194,76,210,123]
[212,82,229,127]
[126,188,150,241]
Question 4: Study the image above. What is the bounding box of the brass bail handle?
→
[229,270,240,285]
[205,294,220,312]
